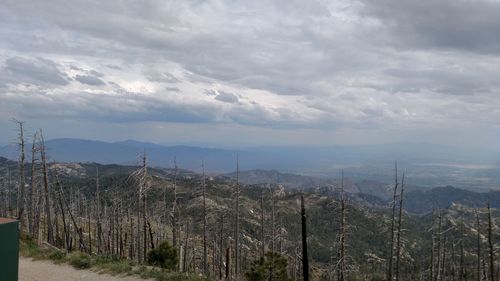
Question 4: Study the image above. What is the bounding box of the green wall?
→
[0,220,19,281]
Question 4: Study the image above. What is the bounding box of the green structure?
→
[0,218,19,281]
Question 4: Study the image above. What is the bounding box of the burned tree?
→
[234,153,241,277]
[301,194,309,281]
[387,161,399,281]
[171,156,179,250]
[487,203,496,281]
[39,130,54,244]
[261,186,265,258]
[395,173,405,281]
[131,154,152,263]
[337,170,347,281]
[476,210,481,281]
[27,131,39,236]
[13,119,26,232]
[202,160,208,276]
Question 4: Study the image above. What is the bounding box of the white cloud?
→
[0,0,499,147]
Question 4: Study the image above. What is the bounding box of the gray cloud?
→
[360,0,500,53]
[145,71,179,83]
[3,56,68,86]
[1,0,500,147]
[75,74,105,86]
[214,91,239,104]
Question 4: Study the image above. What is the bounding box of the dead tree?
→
[39,130,54,244]
[171,156,178,249]
[28,131,39,236]
[183,220,191,272]
[261,186,265,258]
[96,167,103,254]
[14,120,26,232]
[337,170,347,281]
[441,235,447,280]
[430,212,436,281]
[476,210,481,281]
[202,160,208,276]
[219,213,224,280]
[131,154,151,263]
[487,203,496,281]
[387,161,399,281]
[460,216,467,281]
[234,154,240,277]
[301,194,309,281]
[436,211,443,281]
[226,246,231,280]
[87,201,92,254]
[55,177,70,250]
[55,174,86,252]
[271,182,277,254]
[395,172,405,281]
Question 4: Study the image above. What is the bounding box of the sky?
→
[1,0,500,148]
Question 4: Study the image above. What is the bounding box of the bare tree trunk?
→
[56,174,87,252]
[476,210,481,281]
[143,190,147,262]
[442,235,447,280]
[171,157,178,249]
[487,203,495,281]
[128,211,134,260]
[56,181,70,250]
[14,120,26,233]
[183,220,191,273]
[219,213,224,280]
[40,131,54,244]
[460,216,467,281]
[87,202,92,254]
[271,184,276,254]
[147,219,155,249]
[395,173,405,281]
[28,132,38,236]
[137,197,141,262]
[8,167,13,217]
[338,171,346,281]
[431,213,436,281]
[387,161,398,281]
[437,212,443,281]
[261,187,265,258]
[301,194,309,281]
[226,246,231,280]
[234,154,240,278]
[202,160,209,276]
[96,168,103,255]
[132,154,150,263]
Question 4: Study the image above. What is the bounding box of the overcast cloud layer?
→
[1,0,500,147]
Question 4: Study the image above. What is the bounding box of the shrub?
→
[70,253,92,269]
[147,241,177,270]
[245,252,290,281]
[49,250,66,262]
[100,260,133,275]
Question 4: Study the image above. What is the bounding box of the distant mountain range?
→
[1,138,499,190]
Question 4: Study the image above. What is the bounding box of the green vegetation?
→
[20,236,206,281]
[7,155,499,281]
[147,241,178,270]
[245,252,290,281]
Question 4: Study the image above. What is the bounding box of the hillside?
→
[3,159,499,279]
[404,185,500,214]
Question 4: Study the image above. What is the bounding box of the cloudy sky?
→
[1,0,500,148]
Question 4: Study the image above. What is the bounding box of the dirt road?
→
[19,257,149,281]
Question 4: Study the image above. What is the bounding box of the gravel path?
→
[19,257,149,281]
